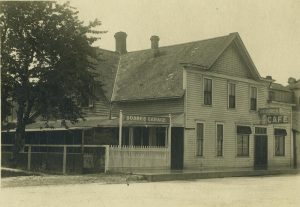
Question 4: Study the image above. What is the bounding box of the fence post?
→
[168,114,172,168]
[63,145,67,174]
[27,145,31,171]
[105,145,109,173]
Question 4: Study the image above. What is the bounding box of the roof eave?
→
[111,94,184,103]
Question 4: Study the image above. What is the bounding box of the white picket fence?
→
[108,145,170,172]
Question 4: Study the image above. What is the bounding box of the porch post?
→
[63,145,67,174]
[105,145,109,173]
[168,114,172,167]
[27,145,31,171]
[119,110,123,147]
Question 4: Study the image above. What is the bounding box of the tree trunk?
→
[12,102,26,165]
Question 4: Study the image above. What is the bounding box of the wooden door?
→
[254,135,268,169]
[171,127,184,170]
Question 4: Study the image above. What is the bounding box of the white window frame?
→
[216,122,224,157]
[228,82,236,109]
[274,127,286,157]
[195,121,205,157]
[203,77,213,106]
[236,125,251,157]
[249,86,258,111]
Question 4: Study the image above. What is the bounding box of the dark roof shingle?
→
[112,34,235,101]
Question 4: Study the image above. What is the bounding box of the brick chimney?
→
[114,31,127,54]
[150,35,160,57]
[150,35,160,49]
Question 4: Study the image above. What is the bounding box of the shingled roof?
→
[93,49,120,100]
[111,33,239,101]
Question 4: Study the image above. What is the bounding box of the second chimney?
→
[114,31,127,54]
[150,35,160,49]
[150,35,160,57]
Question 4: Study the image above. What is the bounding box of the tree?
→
[0,1,104,161]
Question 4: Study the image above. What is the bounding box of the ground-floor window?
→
[216,124,223,156]
[275,136,285,156]
[196,123,204,156]
[237,134,249,156]
[121,127,166,147]
[274,128,286,156]
[236,126,251,157]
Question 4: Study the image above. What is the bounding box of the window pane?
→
[197,123,203,139]
[237,134,249,156]
[250,98,257,110]
[204,79,212,105]
[217,124,223,156]
[228,83,236,108]
[229,96,235,108]
[196,123,204,156]
[229,83,235,96]
[275,136,285,156]
[255,127,267,134]
[251,87,257,98]
[204,79,212,92]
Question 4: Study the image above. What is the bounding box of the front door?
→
[171,127,184,170]
[254,135,268,169]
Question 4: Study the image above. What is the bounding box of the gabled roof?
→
[103,32,262,102]
[93,49,120,100]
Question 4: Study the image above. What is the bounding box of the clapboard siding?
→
[183,45,293,169]
[82,87,110,117]
[211,43,253,79]
[111,98,184,117]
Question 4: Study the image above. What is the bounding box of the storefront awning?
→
[274,128,287,136]
[237,126,252,134]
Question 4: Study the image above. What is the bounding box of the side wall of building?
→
[111,98,184,117]
[183,45,293,170]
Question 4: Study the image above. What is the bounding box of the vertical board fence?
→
[2,144,171,173]
[108,145,170,172]
[1,144,108,174]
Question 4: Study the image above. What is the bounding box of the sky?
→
[61,0,300,85]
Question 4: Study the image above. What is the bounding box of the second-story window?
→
[204,78,212,105]
[250,86,257,111]
[228,83,236,109]
[81,83,94,108]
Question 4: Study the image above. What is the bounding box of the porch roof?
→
[22,113,184,131]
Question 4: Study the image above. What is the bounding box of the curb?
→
[141,169,299,182]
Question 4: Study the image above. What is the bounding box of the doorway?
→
[171,127,184,170]
[254,135,268,169]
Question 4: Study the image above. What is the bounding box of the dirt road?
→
[1,174,300,207]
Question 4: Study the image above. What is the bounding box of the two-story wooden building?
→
[2,31,297,173]
[108,32,295,171]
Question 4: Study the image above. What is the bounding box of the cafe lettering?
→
[267,115,288,124]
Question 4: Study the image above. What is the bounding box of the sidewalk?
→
[133,167,300,182]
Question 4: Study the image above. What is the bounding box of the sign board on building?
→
[124,115,170,124]
[259,108,280,115]
[267,115,288,124]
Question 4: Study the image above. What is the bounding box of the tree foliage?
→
[0,1,104,154]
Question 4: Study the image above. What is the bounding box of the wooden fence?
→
[1,144,109,174]
[107,145,170,172]
[2,144,171,173]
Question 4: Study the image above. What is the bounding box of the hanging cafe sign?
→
[266,115,288,124]
[259,108,289,124]
[124,114,170,124]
